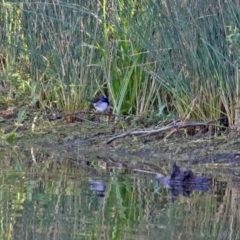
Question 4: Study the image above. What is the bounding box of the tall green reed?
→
[143,0,239,123]
[1,0,240,126]
[99,0,160,115]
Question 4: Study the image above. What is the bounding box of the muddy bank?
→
[0,118,236,179]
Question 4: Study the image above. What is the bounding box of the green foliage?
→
[0,130,15,145]
[0,0,240,125]
[226,25,240,62]
[16,105,28,124]
[5,132,15,144]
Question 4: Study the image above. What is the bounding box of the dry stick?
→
[96,156,162,176]
[106,119,219,144]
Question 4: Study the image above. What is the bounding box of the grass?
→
[0,0,240,127]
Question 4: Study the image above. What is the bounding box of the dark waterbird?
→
[156,163,211,198]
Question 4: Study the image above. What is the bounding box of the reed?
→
[0,0,240,126]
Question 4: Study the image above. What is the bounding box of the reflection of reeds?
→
[0,145,238,239]
[1,0,239,126]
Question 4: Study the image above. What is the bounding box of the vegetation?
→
[0,0,240,127]
[1,2,240,239]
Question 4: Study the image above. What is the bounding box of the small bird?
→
[89,180,106,197]
[86,97,109,112]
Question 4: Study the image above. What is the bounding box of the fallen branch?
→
[107,119,220,144]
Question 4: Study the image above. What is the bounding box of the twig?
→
[107,119,219,144]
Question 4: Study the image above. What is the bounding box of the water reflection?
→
[0,149,239,240]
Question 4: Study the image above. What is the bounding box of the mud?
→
[1,114,240,180]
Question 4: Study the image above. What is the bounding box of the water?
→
[0,146,239,240]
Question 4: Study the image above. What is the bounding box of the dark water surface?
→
[0,145,239,240]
